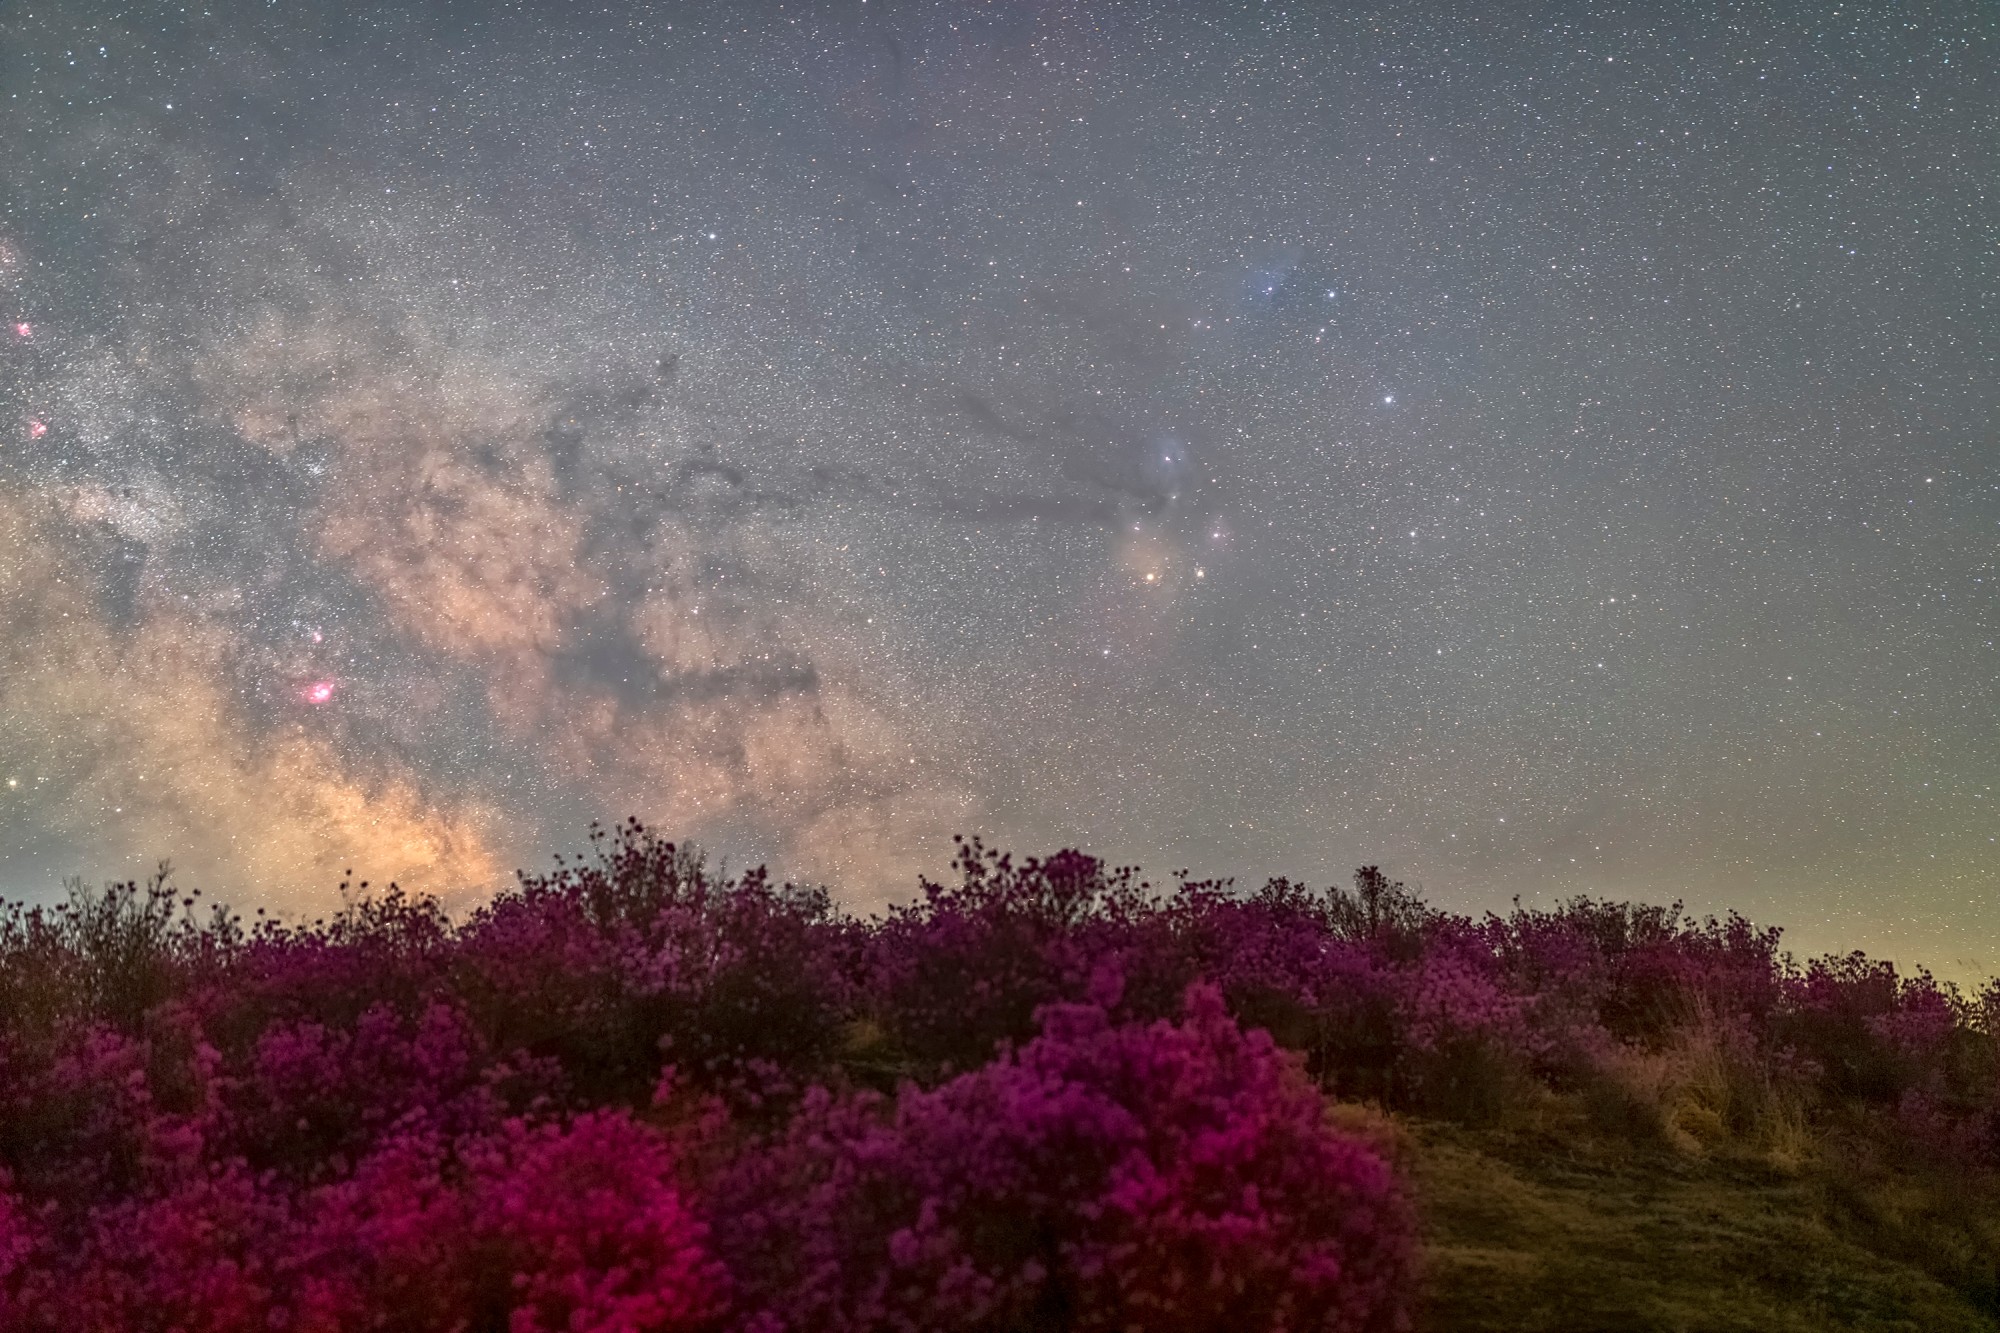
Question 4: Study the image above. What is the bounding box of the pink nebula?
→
[303,680,338,705]
[11,322,29,339]
[26,419,47,439]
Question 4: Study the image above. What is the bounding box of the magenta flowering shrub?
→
[221,999,540,1179]
[0,1176,35,1325]
[1385,933,1541,1122]
[1867,973,1962,1073]
[457,1112,730,1332]
[858,839,1165,1077]
[1780,963,1999,1168]
[710,985,1416,1333]
[0,1006,224,1203]
[1161,877,1402,1099]
[1158,871,1535,1118]
[1395,925,1537,1060]
[295,1111,731,1333]
[1482,897,1785,1050]
[7,1112,728,1333]
[456,825,853,1106]
[188,884,458,1052]
[32,1161,289,1333]
[10,820,2000,1325]
[1778,952,1915,1101]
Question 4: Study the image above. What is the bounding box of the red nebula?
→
[303,679,338,705]
[11,323,29,339]
[26,419,47,439]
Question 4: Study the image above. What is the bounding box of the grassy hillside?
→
[1404,1104,2000,1331]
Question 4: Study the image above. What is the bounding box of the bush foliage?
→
[3,821,1999,1328]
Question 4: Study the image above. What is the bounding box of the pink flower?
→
[711,986,1416,1333]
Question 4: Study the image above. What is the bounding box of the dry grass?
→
[1389,995,2000,1328]
[1397,1097,2000,1332]
[1580,998,1817,1172]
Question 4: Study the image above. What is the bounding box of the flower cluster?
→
[712,985,1415,1333]
[4,820,1999,1328]
[1,1110,726,1333]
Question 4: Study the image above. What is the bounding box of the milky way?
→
[0,2,1993,973]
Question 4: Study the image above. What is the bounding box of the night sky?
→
[1,2,1993,974]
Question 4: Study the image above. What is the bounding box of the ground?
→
[1406,1110,2000,1333]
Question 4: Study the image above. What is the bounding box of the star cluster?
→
[0,1,1993,972]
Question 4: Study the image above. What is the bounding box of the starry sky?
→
[1,1,1994,974]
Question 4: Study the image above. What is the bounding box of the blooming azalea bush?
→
[708,985,1416,1333]
[4,1111,728,1333]
[452,828,854,1112]
[856,840,1164,1078]
[0,1176,35,1327]
[5,821,2000,1326]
